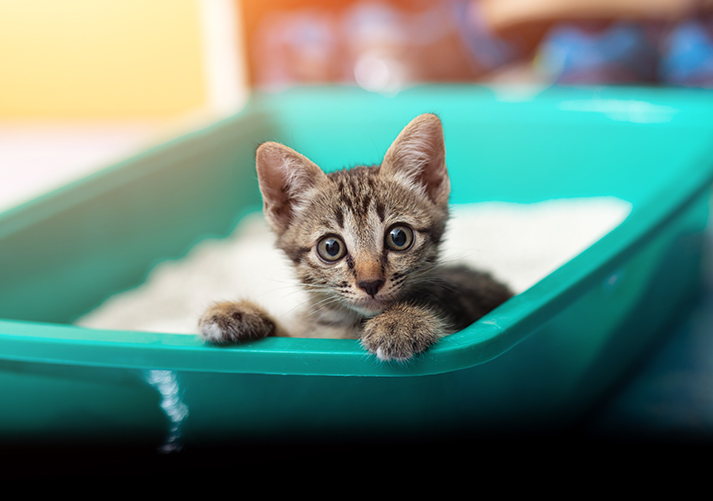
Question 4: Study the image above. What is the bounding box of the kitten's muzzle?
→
[352,295,391,316]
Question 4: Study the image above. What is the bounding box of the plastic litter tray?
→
[2,85,713,448]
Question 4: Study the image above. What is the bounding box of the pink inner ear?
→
[256,145,291,231]
[255,142,327,232]
[420,157,449,204]
[383,115,450,206]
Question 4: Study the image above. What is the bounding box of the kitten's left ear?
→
[381,113,449,207]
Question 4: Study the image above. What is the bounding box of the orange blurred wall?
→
[0,0,231,118]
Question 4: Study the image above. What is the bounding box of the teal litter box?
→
[1,85,713,449]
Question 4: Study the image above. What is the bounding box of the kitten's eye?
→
[386,225,413,251]
[317,236,347,262]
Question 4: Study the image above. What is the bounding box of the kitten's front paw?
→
[360,304,444,363]
[199,300,277,344]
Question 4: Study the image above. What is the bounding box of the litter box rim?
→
[1,85,713,378]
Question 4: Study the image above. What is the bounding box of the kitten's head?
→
[255,113,449,317]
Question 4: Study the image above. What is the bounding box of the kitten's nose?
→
[358,279,385,298]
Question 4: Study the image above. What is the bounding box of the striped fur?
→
[199,114,512,362]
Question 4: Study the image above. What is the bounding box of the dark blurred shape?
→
[245,0,482,93]
[537,21,662,84]
[659,15,713,86]
[240,0,713,89]
[250,7,340,89]
[452,0,525,72]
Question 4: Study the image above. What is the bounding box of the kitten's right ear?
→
[256,142,327,233]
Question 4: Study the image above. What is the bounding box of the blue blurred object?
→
[537,22,660,84]
[451,0,523,72]
[659,17,713,87]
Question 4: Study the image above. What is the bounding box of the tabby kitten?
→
[199,113,512,362]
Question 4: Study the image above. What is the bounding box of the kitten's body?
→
[199,114,512,361]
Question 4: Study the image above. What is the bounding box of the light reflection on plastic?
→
[145,369,189,453]
[557,99,680,124]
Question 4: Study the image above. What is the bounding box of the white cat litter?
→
[75,198,632,334]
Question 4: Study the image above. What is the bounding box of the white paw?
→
[200,321,225,343]
[373,346,412,363]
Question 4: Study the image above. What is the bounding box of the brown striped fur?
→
[199,114,512,362]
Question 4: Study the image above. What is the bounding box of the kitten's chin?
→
[350,298,393,317]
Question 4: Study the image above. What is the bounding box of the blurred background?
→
[2,0,713,212]
[3,0,713,452]
[5,0,713,109]
[4,1,713,117]
[5,0,713,210]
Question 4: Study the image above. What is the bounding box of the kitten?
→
[199,113,513,362]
